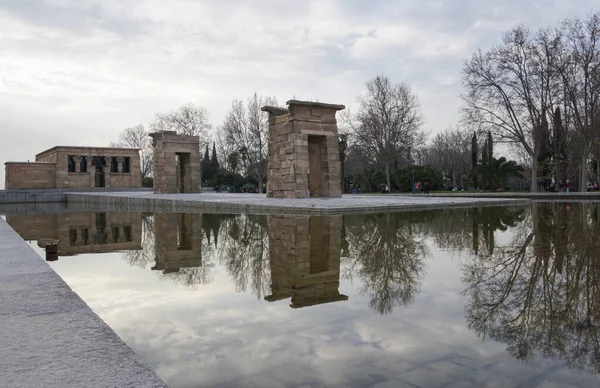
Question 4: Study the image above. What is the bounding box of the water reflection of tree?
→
[463,202,600,374]
[342,212,428,315]
[122,212,155,269]
[216,214,271,299]
[159,266,214,290]
[416,206,525,255]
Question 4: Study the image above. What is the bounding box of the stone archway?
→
[149,131,201,194]
[262,100,344,198]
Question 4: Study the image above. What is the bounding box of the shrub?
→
[142,177,153,188]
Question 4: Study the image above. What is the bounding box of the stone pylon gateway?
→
[261,100,345,198]
[149,131,201,194]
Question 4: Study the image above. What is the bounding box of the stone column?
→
[116,157,125,173]
[73,156,82,173]
[102,165,110,188]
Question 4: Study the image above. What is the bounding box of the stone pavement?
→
[67,192,530,215]
[0,218,168,388]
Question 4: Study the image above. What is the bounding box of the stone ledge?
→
[4,161,57,165]
[63,192,531,216]
[286,100,345,110]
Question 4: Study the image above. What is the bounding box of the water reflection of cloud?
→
[22,205,600,387]
[38,245,594,387]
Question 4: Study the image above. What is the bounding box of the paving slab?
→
[0,218,168,388]
[66,192,530,215]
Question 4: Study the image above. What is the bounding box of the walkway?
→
[0,218,168,388]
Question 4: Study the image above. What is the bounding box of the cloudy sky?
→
[0,0,597,188]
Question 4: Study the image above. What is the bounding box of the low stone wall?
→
[0,188,152,205]
[5,162,56,189]
[0,191,66,204]
[0,201,69,215]
[428,192,600,200]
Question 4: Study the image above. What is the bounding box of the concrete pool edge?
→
[64,192,533,215]
[0,218,168,388]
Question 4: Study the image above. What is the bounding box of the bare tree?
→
[423,126,472,188]
[215,127,240,173]
[461,26,561,192]
[350,75,425,189]
[149,103,212,148]
[110,124,153,178]
[221,93,278,193]
[559,13,600,191]
[216,215,271,299]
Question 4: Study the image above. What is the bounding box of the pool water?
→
[8,202,600,387]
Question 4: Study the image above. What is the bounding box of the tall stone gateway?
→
[262,100,345,198]
[149,131,201,194]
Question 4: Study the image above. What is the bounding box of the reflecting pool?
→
[7,202,600,387]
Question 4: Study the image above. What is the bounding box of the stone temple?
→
[262,100,345,198]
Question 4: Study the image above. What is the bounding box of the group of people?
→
[413,181,430,194]
[547,179,600,193]
[346,182,433,194]
[350,184,362,194]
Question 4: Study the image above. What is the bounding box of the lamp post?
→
[411,159,415,194]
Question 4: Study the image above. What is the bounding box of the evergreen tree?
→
[478,157,524,190]
[487,131,493,160]
[537,113,553,189]
[552,107,567,185]
[203,144,210,163]
[210,142,220,171]
[481,137,490,189]
[471,133,478,188]
[201,144,211,181]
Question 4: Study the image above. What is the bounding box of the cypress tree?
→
[471,133,478,188]
[537,113,553,188]
[553,107,567,184]
[201,144,210,181]
[487,131,493,160]
[210,142,220,170]
[203,144,210,163]
[481,138,489,189]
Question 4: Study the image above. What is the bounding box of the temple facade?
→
[4,146,141,189]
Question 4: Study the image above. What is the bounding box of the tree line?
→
[112,12,599,193]
[462,12,599,192]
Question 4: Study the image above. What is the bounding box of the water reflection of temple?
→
[7,213,142,259]
[151,213,203,274]
[265,215,348,308]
